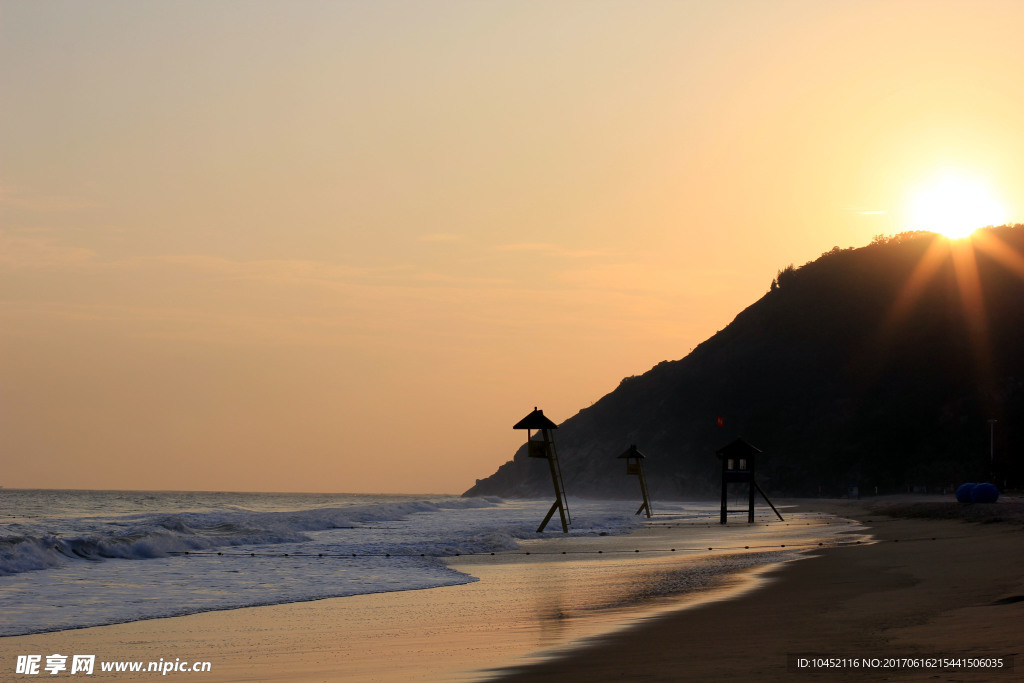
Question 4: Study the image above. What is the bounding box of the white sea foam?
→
[0,492,647,636]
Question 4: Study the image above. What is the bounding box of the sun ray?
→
[850,235,950,387]
[972,229,1024,281]
[949,239,994,389]
[864,232,999,400]
[881,235,949,334]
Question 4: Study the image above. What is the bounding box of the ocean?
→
[0,490,860,642]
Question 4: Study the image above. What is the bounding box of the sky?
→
[3,0,1024,494]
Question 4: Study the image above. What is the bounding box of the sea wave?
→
[0,496,509,577]
[0,495,654,636]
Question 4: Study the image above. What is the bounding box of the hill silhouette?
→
[465,226,1024,499]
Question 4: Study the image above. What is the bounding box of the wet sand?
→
[496,497,1024,682]
[3,499,1022,681]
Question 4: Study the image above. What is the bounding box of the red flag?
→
[716,416,724,428]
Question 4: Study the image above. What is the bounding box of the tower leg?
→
[720,480,728,524]
[748,480,755,523]
[754,482,785,521]
[637,470,653,518]
[544,441,569,532]
[537,501,561,533]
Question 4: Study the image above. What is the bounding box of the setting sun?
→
[908,172,1008,239]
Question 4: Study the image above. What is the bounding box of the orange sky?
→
[2,1,1023,493]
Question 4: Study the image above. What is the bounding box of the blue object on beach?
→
[955,483,976,503]
[971,483,999,504]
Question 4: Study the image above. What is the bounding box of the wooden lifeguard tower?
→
[514,407,570,533]
[716,438,783,524]
[618,445,652,518]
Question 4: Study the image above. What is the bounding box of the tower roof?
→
[715,437,762,459]
[617,444,646,459]
[512,407,558,430]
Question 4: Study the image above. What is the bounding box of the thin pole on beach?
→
[988,419,997,481]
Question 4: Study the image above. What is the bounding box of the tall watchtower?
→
[617,444,652,518]
[716,438,783,524]
[514,407,570,533]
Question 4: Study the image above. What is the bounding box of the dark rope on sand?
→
[165,534,971,560]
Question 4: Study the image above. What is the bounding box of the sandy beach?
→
[3,498,1022,681]
[498,497,1024,682]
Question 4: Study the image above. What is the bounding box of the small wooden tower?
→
[514,407,570,533]
[715,438,783,524]
[618,445,652,518]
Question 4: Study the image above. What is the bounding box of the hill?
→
[464,226,1024,499]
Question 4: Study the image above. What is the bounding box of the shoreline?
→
[1,505,844,681]
[3,497,1021,680]
[494,496,1024,681]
